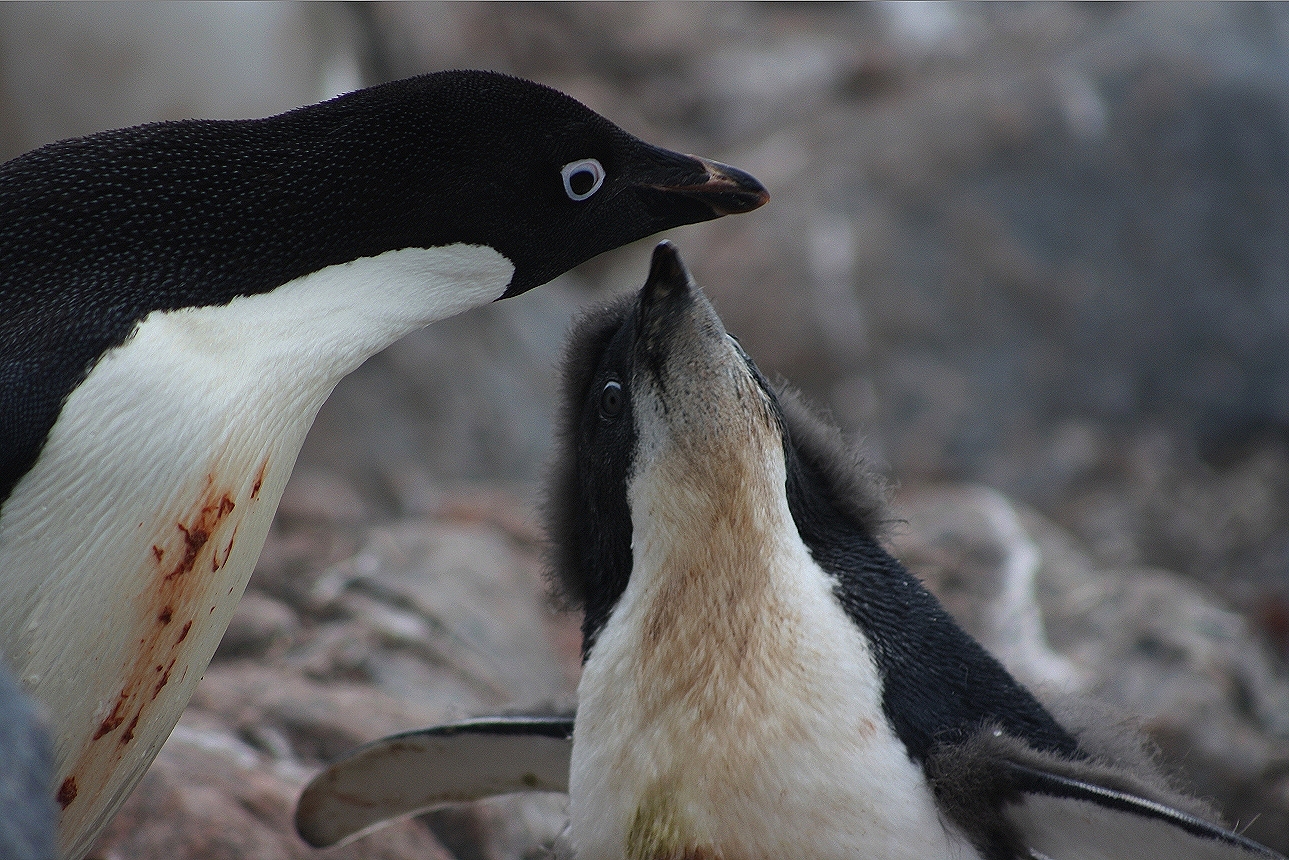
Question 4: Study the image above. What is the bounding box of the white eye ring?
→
[561,158,606,201]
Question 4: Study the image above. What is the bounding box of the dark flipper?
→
[294,715,574,848]
[1001,760,1285,860]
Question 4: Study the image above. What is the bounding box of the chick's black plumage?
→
[545,291,640,653]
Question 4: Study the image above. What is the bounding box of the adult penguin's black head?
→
[284,71,768,298]
[0,70,767,305]
[371,71,769,297]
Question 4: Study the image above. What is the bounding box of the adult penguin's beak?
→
[649,156,770,216]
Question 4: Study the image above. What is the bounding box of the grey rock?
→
[275,470,369,527]
[310,518,570,711]
[87,715,454,860]
[214,591,299,663]
[892,484,1289,852]
[188,665,452,766]
[0,662,55,860]
[0,3,365,158]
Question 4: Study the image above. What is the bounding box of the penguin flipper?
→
[1000,760,1286,860]
[294,715,574,848]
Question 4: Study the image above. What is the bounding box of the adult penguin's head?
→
[318,71,768,296]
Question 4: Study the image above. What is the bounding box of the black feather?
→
[542,293,638,654]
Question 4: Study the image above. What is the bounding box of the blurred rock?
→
[309,518,571,711]
[214,591,299,663]
[190,665,452,765]
[87,716,453,860]
[276,470,369,526]
[892,484,1289,852]
[0,661,55,860]
[0,3,366,158]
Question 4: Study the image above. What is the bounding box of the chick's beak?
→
[636,240,729,366]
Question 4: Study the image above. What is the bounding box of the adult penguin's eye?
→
[598,380,624,419]
[562,158,606,201]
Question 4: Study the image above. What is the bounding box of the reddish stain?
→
[165,523,209,581]
[163,493,235,582]
[68,473,246,820]
[93,690,129,739]
[251,459,268,500]
[57,777,78,809]
[121,712,140,745]
[221,528,237,569]
[152,659,175,699]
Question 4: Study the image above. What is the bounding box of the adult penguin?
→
[0,71,767,859]
[297,243,1285,860]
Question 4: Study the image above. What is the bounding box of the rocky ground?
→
[85,479,1289,858]
[1,3,1285,858]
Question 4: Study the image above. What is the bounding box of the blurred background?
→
[3,3,1285,858]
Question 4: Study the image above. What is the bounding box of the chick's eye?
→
[598,380,624,419]
[562,158,606,201]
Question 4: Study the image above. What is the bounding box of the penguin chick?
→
[0,71,767,860]
[544,242,1285,860]
[293,244,1284,859]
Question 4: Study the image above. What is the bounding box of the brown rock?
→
[892,483,1289,852]
[87,717,452,860]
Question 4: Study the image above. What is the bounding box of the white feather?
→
[0,243,513,860]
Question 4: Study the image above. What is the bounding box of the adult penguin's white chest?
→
[568,441,981,860]
[0,243,512,857]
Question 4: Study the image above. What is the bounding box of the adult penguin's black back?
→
[0,71,766,860]
[545,242,1284,860]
